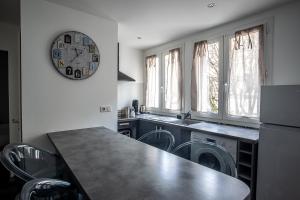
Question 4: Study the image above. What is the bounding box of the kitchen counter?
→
[118,117,139,122]
[48,127,250,200]
[119,114,259,141]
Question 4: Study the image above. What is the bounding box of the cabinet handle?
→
[119,122,130,126]
[206,138,216,144]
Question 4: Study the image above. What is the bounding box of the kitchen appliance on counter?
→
[140,105,146,114]
[257,85,300,200]
[132,100,139,114]
[118,107,131,119]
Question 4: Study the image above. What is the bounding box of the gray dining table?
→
[48,127,250,200]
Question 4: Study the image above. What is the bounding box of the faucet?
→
[183,111,192,120]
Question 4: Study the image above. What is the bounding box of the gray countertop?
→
[119,114,259,141]
[48,127,250,200]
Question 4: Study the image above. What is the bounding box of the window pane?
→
[145,56,159,108]
[164,49,182,111]
[228,30,261,118]
[196,42,219,113]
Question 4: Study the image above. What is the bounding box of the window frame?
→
[144,55,161,111]
[223,33,260,125]
[144,18,273,128]
[192,18,273,128]
[145,44,185,116]
[191,36,224,121]
[223,20,271,127]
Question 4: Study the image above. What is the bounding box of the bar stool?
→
[137,129,175,152]
[0,144,66,182]
[19,178,81,200]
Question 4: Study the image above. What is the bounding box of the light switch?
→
[100,105,112,112]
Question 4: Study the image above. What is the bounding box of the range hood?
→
[117,43,135,81]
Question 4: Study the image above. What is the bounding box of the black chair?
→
[19,178,80,200]
[172,140,237,177]
[0,144,66,182]
[137,129,175,152]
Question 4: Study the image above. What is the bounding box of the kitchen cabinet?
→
[137,120,191,149]
[137,120,157,139]
[160,124,190,147]
[118,119,137,139]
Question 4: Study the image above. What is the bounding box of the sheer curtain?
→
[228,25,265,118]
[164,48,182,111]
[192,41,219,114]
[145,55,159,108]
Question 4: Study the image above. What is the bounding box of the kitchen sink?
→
[172,119,200,126]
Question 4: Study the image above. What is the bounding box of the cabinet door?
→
[160,124,181,147]
[162,125,191,147]
[137,120,157,139]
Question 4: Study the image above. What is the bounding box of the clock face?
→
[51,31,100,80]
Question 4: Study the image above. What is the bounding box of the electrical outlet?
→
[100,105,112,112]
[100,106,106,112]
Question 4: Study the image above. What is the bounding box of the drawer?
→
[118,121,135,129]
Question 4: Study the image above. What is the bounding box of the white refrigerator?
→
[257,85,300,200]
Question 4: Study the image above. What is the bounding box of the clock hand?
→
[70,54,78,63]
[70,48,81,63]
[75,48,79,57]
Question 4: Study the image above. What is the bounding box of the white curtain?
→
[164,48,182,111]
[145,55,159,108]
[228,25,265,118]
[191,41,208,112]
[191,41,219,113]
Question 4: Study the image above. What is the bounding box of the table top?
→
[48,127,250,200]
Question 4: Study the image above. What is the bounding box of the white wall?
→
[0,22,21,143]
[117,44,144,110]
[21,0,118,150]
[271,2,300,85]
[145,1,300,113]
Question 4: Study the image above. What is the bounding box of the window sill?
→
[147,110,180,118]
[191,114,260,129]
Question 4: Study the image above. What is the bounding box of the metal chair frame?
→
[19,178,72,200]
[0,143,62,181]
[137,129,175,152]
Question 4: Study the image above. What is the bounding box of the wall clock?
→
[51,31,100,80]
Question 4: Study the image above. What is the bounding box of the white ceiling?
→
[42,0,295,49]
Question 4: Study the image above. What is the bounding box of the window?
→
[145,55,160,108]
[163,48,182,111]
[226,25,265,120]
[145,48,183,113]
[192,24,266,125]
[191,40,220,115]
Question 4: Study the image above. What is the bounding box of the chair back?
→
[19,178,78,200]
[0,144,64,181]
[137,129,175,152]
[172,140,237,177]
